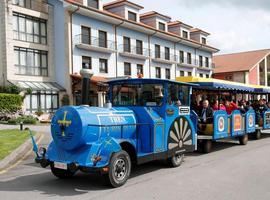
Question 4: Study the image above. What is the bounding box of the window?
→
[182,30,188,39]
[155,44,161,58]
[98,30,107,48]
[81,26,91,44]
[180,71,185,76]
[188,71,192,76]
[82,56,91,69]
[112,83,164,107]
[206,74,210,78]
[14,47,48,76]
[123,36,131,52]
[128,11,137,22]
[165,68,171,79]
[12,0,34,9]
[200,74,204,78]
[165,47,170,60]
[136,40,143,55]
[179,51,184,63]
[168,83,190,106]
[199,55,203,67]
[99,58,108,73]
[187,52,192,64]
[87,0,99,9]
[158,22,166,31]
[13,12,47,44]
[205,57,209,67]
[202,37,206,44]
[137,64,143,75]
[155,67,161,78]
[24,91,59,113]
[124,62,131,76]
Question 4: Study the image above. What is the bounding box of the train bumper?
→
[35,138,121,172]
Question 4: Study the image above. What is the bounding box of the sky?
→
[102,0,270,54]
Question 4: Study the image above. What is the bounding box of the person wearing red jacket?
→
[225,100,238,114]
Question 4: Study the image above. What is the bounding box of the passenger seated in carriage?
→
[239,100,251,114]
[254,99,268,125]
[212,100,226,111]
[198,100,214,134]
[225,100,238,114]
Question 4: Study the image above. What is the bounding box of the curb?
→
[0,132,43,172]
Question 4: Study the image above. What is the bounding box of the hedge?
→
[8,116,37,125]
[0,93,23,113]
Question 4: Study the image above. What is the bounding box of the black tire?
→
[239,134,248,145]
[202,140,212,153]
[105,150,131,188]
[50,164,75,179]
[167,154,184,167]
[254,129,262,140]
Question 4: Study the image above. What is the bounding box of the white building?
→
[48,0,218,106]
[0,0,65,113]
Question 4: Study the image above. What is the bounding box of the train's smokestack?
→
[80,69,93,105]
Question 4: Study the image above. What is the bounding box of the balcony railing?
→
[179,57,214,69]
[152,51,178,63]
[12,0,49,13]
[118,45,150,58]
[74,34,116,52]
[179,57,196,66]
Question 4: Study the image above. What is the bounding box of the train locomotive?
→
[32,70,197,187]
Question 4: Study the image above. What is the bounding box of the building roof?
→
[213,49,270,74]
[140,11,171,21]
[103,0,144,10]
[168,20,193,29]
[190,28,210,36]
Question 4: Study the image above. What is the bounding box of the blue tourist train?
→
[31,74,270,187]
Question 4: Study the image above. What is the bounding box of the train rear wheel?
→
[167,154,184,167]
[239,134,248,145]
[50,164,75,179]
[254,129,262,140]
[106,150,131,188]
[202,140,212,153]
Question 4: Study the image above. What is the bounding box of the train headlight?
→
[91,154,102,165]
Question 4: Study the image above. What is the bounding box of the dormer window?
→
[87,0,99,9]
[128,11,137,22]
[202,37,206,44]
[182,30,188,39]
[159,22,166,31]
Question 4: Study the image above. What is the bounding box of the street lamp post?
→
[80,69,93,105]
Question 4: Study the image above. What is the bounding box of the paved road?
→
[1,127,270,200]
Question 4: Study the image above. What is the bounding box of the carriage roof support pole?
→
[218,90,221,110]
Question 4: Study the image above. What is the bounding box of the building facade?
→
[213,49,270,86]
[49,0,218,106]
[0,0,65,113]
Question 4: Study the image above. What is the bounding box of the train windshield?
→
[112,83,164,107]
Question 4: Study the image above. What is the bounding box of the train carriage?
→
[251,85,270,139]
[176,76,257,153]
[32,77,197,187]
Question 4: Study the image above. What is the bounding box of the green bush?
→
[0,85,21,94]
[0,93,23,113]
[61,94,70,106]
[8,116,37,125]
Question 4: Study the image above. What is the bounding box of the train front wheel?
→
[239,134,248,145]
[50,164,75,179]
[254,129,262,140]
[106,150,131,188]
[202,140,212,153]
[167,154,184,167]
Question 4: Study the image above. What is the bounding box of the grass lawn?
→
[0,129,34,160]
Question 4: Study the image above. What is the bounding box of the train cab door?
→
[154,122,165,152]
